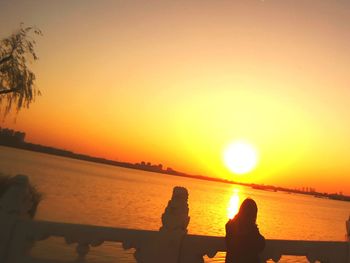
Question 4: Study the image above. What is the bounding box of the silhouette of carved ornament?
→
[76,242,89,262]
[64,236,104,262]
[206,249,218,258]
[131,186,190,263]
[307,251,343,263]
[160,186,190,233]
[26,228,105,262]
[263,251,282,262]
[0,175,32,217]
[122,239,139,250]
[305,253,318,263]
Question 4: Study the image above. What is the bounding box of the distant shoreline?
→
[1,134,349,202]
[0,139,240,184]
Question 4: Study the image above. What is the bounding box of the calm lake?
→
[0,146,349,262]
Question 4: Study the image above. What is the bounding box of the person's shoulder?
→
[255,224,264,234]
[255,225,265,241]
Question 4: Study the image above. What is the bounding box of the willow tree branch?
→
[0,54,13,65]
[0,88,21,95]
[0,44,16,65]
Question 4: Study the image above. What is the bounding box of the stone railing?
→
[0,175,349,263]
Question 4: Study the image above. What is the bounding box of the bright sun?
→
[224,140,258,175]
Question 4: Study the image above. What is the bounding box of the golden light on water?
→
[227,188,241,219]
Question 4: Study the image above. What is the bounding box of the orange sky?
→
[1,0,350,194]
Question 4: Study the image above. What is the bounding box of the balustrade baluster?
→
[76,242,90,263]
[346,215,350,241]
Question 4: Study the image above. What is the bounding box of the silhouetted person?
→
[225,198,265,263]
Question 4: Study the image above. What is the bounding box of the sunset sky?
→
[1,0,350,194]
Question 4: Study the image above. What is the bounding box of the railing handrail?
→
[12,218,350,263]
[27,218,349,245]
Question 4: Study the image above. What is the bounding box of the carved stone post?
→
[134,186,190,263]
[0,175,32,217]
[347,216,350,263]
[0,175,32,262]
[346,215,350,241]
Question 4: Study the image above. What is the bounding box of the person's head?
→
[237,198,258,225]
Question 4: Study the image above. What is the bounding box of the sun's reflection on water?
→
[227,188,241,219]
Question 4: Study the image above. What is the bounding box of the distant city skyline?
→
[1,0,350,194]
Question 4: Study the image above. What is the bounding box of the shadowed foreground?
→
[0,175,349,263]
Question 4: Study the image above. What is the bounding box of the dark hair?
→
[237,198,258,225]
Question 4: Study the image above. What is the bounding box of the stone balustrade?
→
[0,175,349,263]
